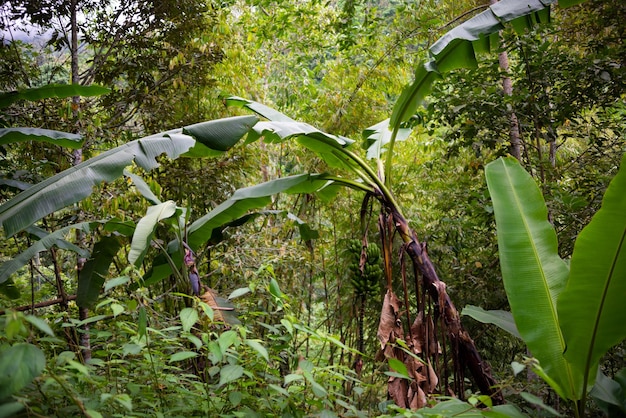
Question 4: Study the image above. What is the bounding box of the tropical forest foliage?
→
[0,0,624,417]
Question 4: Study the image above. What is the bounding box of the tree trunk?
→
[70,0,91,362]
[491,0,523,161]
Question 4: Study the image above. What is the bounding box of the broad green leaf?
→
[24,315,55,337]
[182,115,258,157]
[485,157,577,399]
[218,330,238,355]
[0,117,255,237]
[103,218,136,237]
[0,343,46,400]
[558,153,626,389]
[0,178,31,191]
[228,391,242,407]
[244,339,269,362]
[269,277,283,299]
[590,369,626,414]
[390,0,567,130]
[0,279,20,299]
[306,375,327,398]
[77,236,122,308]
[461,305,521,339]
[520,392,563,416]
[218,364,244,387]
[113,394,133,412]
[180,308,198,333]
[0,128,83,149]
[128,201,177,266]
[169,351,198,362]
[0,222,93,285]
[187,174,330,249]
[284,373,304,385]
[388,358,410,379]
[138,307,147,339]
[0,84,110,109]
[491,0,551,35]
[228,287,251,299]
[0,401,24,418]
[104,276,130,292]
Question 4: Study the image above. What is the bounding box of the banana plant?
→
[484,156,626,418]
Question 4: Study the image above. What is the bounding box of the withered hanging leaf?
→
[411,312,441,357]
[377,290,404,352]
[388,376,409,409]
[408,381,427,409]
[426,361,439,393]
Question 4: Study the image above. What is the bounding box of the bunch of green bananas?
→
[347,239,383,296]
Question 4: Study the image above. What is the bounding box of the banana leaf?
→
[0,128,83,149]
[558,153,626,390]
[128,201,178,266]
[0,84,110,109]
[187,174,330,249]
[0,222,94,285]
[485,156,579,400]
[390,0,585,130]
[77,236,122,308]
[0,115,257,237]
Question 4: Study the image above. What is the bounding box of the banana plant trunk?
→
[379,190,503,405]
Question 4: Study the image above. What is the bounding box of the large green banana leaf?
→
[0,128,83,149]
[187,174,331,249]
[0,84,110,109]
[128,201,178,266]
[390,0,584,129]
[485,157,579,400]
[77,235,122,308]
[0,222,94,285]
[0,115,257,237]
[558,153,626,390]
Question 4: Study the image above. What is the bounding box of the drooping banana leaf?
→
[0,222,94,285]
[390,0,584,129]
[429,9,503,73]
[485,156,578,400]
[226,97,358,169]
[77,235,122,308]
[0,115,257,237]
[0,128,83,149]
[187,174,331,250]
[128,201,178,267]
[0,84,110,109]
[558,153,626,391]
